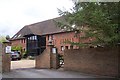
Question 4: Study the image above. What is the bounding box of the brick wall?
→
[35,49,51,69]
[35,46,59,69]
[64,47,119,77]
[2,54,11,72]
[0,43,2,73]
[2,43,11,72]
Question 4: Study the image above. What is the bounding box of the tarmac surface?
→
[2,60,113,79]
[3,68,113,78]
[0,73,1,79]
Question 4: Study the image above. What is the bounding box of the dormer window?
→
[13,35,17,39]
[17,34,21,38]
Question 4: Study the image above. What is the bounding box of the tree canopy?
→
[11,46,22,51]
[57,2,120,47]
[0,35,6,43]
[0,35,11,43]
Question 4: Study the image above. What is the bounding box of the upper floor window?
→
[48,35,53,41]
[29,36,37,41]
[21,39,25,43]
[24,39,26,43]
[34,36,37,40]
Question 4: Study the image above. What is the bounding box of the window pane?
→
[61,46,64,51]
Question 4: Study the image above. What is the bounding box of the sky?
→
[0,0,74,37]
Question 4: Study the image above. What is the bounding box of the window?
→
[21,39,25,43]
[23,48,25,51]
[48,35,53,41]
[71,38,74,42]
[13,35,17,39]
[29,36,36,40]
[65,46,68,49]
[21,39,23,43]
[61,46,64,51]
[60,39,62,44]
[31,36,34,40]
[30,37,32,40]
[34,36,37,40]
[17,34,21,38]
[70,45,73,49]
[24,39,25,43]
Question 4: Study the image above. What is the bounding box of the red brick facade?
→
[10,38,26,52]
[11,31,81,54]
[46,31,80,54]
[46,31,94,54]
[11,31,94,54]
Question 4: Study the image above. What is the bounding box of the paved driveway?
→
[3,68,111,78]
[2,60,113,78]
[0,73,1,80]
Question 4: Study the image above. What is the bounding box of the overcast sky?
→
[0,0,74,37]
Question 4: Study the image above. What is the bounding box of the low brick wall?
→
[2,54,11,72]
[0,43,2,73]
[36,49,51,69]
[36,46,60,69]
[1,43,11,73]
[64,47,119,77]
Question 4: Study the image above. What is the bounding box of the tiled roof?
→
[11,16,66,40]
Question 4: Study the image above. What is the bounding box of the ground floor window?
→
[61,46,64,51]
[65,46,68,49]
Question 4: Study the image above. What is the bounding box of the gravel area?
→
[11,59,35,70]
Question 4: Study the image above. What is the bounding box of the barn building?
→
[10,17,90,56]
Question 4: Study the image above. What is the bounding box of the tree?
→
[57,2,120,47]
[6,35,10,40]
[0,35,6,43]
[11,46,22,51]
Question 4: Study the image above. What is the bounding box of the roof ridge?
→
[25,16,62,27]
